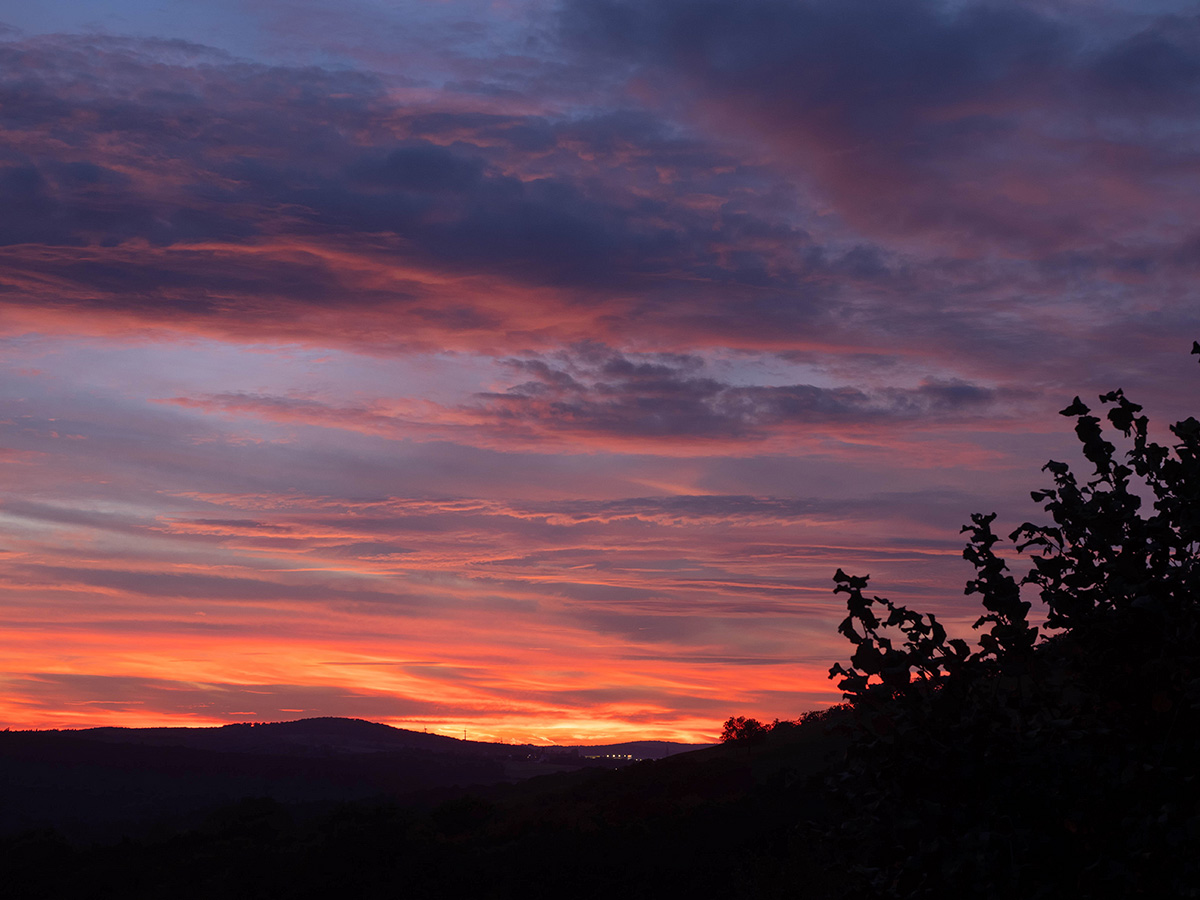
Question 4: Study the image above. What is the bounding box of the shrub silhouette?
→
[826,344,1200,899]
[719,716,768,743]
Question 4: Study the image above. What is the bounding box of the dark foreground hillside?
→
[3,680,1196,900]
[0,718,708,840]
[0,718,848,900]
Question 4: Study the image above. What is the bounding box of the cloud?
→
[564,0,1066,123]
[3,673,451,722]
[1088,14,1200,110]
[474,348,1017,444]
[559,0,1200,259]
[0,32,845,353]
[160,347,1022,452]
[3,17,1193,377]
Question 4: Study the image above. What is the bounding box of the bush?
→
[719,716,768,743]
[824,345,1200,899]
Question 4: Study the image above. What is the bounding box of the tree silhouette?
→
[719,716,767,743]
[832,343,1200,697]
[825,344,1200,898]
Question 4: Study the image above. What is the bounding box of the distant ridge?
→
[0,717,712,838]
[77,716,471,756]
[72,717,712,759]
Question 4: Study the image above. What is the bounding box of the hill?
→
[0,718,710,840]
[0,714,847,900]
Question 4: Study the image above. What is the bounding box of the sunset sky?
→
[2,0,1199,744]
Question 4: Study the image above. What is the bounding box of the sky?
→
[1,0,1199,744]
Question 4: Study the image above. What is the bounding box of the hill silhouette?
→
[0,718,709,840]
[71,717,707,761]
[0,716,846,900]
[80,717,470,755]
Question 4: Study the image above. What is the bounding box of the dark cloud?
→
[1089,15,1200,108]
[348,145,488,193]
[321,158,682,286]
[0,32,836,341]
[161,346,1023,448]
[564,0,1065,121]
[559,0,1200,258]
[561,0,1067,163]
[476,348,1014,441]
[8,17,1187,368]
[0,15,1193,385]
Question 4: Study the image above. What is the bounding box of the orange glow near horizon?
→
[0,330,1062,744]
[0,609,844,743]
